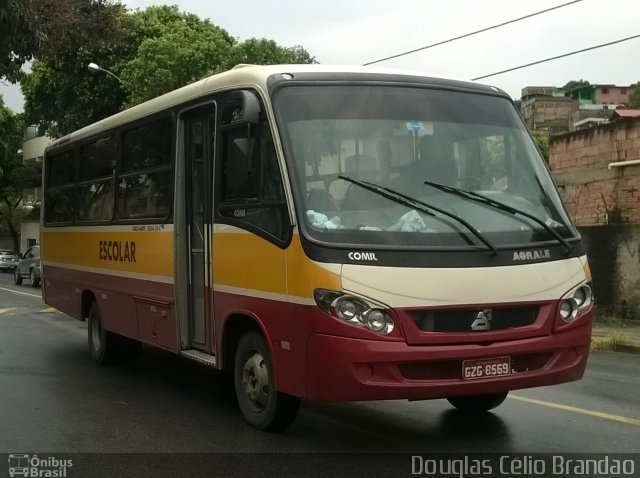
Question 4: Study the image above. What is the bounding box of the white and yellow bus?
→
[41,64,594,431]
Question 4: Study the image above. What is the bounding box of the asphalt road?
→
[0,271,638,476]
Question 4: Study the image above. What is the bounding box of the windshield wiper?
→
[422,179,573,254]
[338,175,497,255]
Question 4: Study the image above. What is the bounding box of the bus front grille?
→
[411,306,539,333]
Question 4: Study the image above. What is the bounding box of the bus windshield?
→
[274,84,578,249]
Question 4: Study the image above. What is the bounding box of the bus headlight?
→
[314,289,395,335]
[559,283,593,323]
[334,297,366,323]
[364,309,394,334]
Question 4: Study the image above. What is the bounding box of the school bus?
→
[41,64,594,431]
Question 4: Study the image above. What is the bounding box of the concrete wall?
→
[550,118,640,317]
[581,225,640,319]
[521,96,577,134]
[20,221,40,254]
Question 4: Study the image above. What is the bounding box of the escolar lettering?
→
[99,240,137,263]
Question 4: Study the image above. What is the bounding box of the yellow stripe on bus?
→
[213,233,341,298]
[41,230,174,277]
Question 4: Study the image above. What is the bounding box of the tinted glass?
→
[122,117,172,172]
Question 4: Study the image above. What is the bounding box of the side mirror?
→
[221,90,261,126]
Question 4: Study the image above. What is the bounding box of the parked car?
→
[14,245,41,287]
[0,249,20,273]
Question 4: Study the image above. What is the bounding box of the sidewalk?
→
[591,318,640,354]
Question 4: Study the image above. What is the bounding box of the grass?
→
[591,330,629,351]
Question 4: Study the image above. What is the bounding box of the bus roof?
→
[46,64,507,151]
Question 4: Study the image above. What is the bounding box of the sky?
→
[2,0,639,113]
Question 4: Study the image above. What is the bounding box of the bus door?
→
[183,106,216,353]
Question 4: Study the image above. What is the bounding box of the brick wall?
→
[550,117,640,226]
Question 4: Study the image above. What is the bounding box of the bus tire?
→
[234,330,300,432]
[87,302,116,365]
[447,392,509,412]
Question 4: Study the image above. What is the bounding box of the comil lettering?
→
[347,251,378,261]
[99,240,137,263]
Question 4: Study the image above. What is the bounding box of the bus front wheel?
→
[447,392,509,412]
[234,330,300,432]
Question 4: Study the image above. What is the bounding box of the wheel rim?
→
[91,315,102,351]
[241,351,270,412]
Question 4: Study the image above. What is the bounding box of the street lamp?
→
[87,62,123,84]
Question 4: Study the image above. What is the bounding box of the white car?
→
[0,249,20,273]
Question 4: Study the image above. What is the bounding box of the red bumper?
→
[305,323,591,402]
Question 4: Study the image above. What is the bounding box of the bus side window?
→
[218,112,289,244]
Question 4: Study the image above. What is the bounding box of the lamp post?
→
[87,62,123,84]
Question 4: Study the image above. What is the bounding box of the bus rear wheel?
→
[234,330,300,432]
[447,392,509,412]
[87,302,141,365]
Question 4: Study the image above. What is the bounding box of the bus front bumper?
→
[305,323,591,402]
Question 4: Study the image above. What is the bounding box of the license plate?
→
[462,356,511,380]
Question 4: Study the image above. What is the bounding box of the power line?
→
[362,0,584,66]
[471,34,640,80]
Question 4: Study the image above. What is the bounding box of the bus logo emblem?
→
[471,310,492,330]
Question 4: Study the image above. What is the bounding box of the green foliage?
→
[121,6,235,105]
[227,38,317,67]
[562,79,590,93]
[532,131,549,163]
[628,81,640,108]
[22,4,317,135]
[1,0,123,82]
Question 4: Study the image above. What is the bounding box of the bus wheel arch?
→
[85,294,141,365]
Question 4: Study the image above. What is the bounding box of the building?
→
[520,86,577,136]
[20,126,51,251]
[22,126,50,207]
[520,83,638,136]
[568,84,636,132]
[570,84,635,106]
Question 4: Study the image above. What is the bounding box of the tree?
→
[0,97,39,251]
[562,79,590,93]
[22,5,317,135]
[1,0,123,82]
[119,6,236,106]
[628,81,640,108]
[532,131,549,163]
[226,38,317,68]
